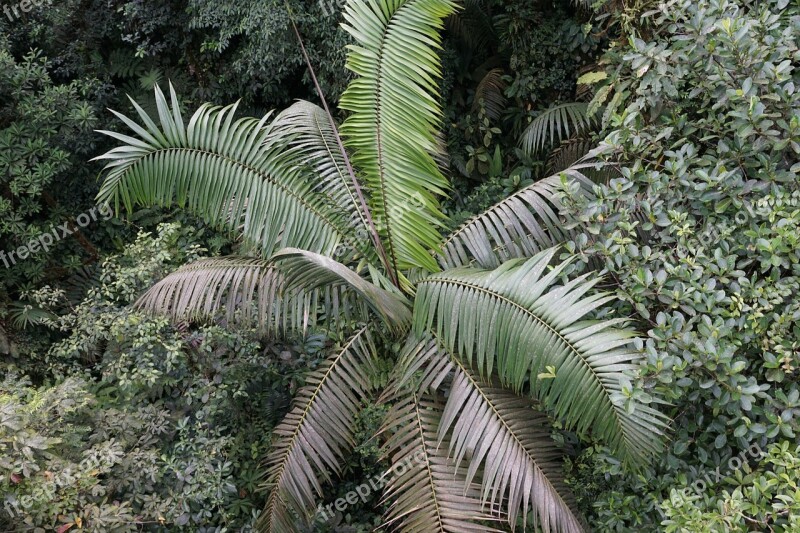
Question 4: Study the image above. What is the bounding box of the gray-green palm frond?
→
[259,327,379,531]
[339,0,458,274]
[414,248,669,464]
[380,392,503,532]
[271,101,371,243]
[134,257,371,335]
[519,103,597,158]
[271,248,412,331]
[395,336,585,532]
[439,168,594,270]
[93,84,363,259]
[472,68,507,122]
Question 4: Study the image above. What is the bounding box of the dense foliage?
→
[1,0,798,531]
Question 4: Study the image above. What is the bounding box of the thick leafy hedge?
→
[562,0,800,529]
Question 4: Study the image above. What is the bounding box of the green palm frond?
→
[93,84,362,259]
[135,257,370,335]
[439,167,594,270]
[414,248,669,465]
[259,326,380,531]
[520,103,597,158]
[446,0,499,53]
[271,248,412,331]
[442,363,584,532]
[380,392,504,532]
[395,335,585,532]
[271,101,371,244]
[339,0,458,274]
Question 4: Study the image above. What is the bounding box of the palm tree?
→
[93,0,667,530]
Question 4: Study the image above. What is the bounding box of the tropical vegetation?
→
[1,0,798,531]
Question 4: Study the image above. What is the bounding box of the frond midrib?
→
[108,145,356,252]
[446,351,577,521]
[419,276,626,441]
[411,394,447,532]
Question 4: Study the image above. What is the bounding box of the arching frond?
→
[439,168,594,270]
[135,257,370,335]
[93,84,361,259]
[259,327,379,531]
[442,364,584,532]
[395,336,585,532]
[380,391,503,532]
[472,68,507,122]
[520,103,597,158]
[272,248,412,332]
[446,0,498,53]
[414,248,669,465]
[340,0,458,274]
[271,100,371,244]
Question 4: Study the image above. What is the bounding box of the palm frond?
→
[339,0,458,274]
[546,137,596,174]
[472,68,507,122]
[439,167,594,270]
[414,248,669,465]
[446,0,498,53]
[93,84,361,259]
[135,257,370,335]
[271,101,372,253]
[442,363,584,531]
[272,248,412,332]
[395,335,585,532]
[519,103,597,158]
[380,391,503,532]
[259,326,380,531]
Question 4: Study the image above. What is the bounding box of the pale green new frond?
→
[272,248,412,332]
[135,256,370,335]
[380,392,504,532]
[340,0,458,274]
[259,327,379,531]
[414,248,669,464]
[520,103,597,158]
[93,84,361,259]
[439,168,594,269]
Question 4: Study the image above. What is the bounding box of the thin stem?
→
[285,5,400,289]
